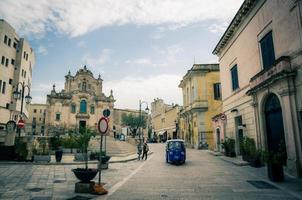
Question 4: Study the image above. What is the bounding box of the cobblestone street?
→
[0,143,301,200]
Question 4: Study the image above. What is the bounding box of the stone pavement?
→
[0,143,301,200]
[108,144,302,200]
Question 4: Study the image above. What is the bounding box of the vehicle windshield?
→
[168,141,184,150]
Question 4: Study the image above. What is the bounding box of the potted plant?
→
[72,128,98,183]
[89,151,111,169]
[33,138,51,162]
[50,136,63,162]
[222,138,236,157]
[264,143,286,182]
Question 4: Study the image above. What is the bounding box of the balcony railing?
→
[249,56,292,90]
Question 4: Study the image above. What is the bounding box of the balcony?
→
[182,99,208,115]
[247,57,294,94]
[76,113,90,119]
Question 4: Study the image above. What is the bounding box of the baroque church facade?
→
[45,66,115,134]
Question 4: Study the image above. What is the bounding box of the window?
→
[23,52,26,59]
[56,113,60,121]
[1,56,4,65]
[0,80,2,92]
[260,31,275,70]
[26,54,28,61]
[231,65,239,91]
[34,109,37,113]
[6,103,9,109]
[90,105,95,114]
[82,82,86,91]
[4,35,7,44]
[33,117,36,123]
[80,100,87,113]
[9,79,12,85]
[213,83,221,100]
[2,82,6,94]
[39,118,41,121]
[71,104,76,113]
[5,58,8,66]
[24,71,26,78]
[13,42,17,49]
[11,59,15,65]
[8,38,11,47]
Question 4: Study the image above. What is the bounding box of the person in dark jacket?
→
[142,142,149,160]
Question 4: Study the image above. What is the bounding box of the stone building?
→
[151,98,181,142]
[0,19,35,145]
[113,108,148,138]
[212,0,302,177]
[179,64,222,149]
[25,104,47,136]
[45,66,115,134]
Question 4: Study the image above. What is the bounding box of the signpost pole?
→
[98,134,103,185]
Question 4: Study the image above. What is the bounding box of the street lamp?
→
[139,100,149,144]
[13,82,32,137]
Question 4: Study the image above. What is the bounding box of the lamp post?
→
[139,100,149,144]
[13,82,32,137]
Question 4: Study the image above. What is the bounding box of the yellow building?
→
[151,98,181,142]
[179,64,222,149]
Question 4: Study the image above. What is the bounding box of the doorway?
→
[79,120,86,130]
[264,94,287,163]
[235,116,243,155]
[216,128,221,151]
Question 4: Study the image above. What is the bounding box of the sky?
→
[0,0,244,109]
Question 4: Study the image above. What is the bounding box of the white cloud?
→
[208,22,229,33]
[104,74,182,109]
[0,0,244,38]
[37,45,48,55]
[125,58,152,65]
[81,49,112,75]
[31,81,64,104]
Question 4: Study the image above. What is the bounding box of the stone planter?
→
[74,153,90,161]
[34,155,51,162]
[72,168,98,183]
[55,150,63,162]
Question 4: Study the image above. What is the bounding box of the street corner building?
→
[179,64,222,150]
[150,98,181,142]
[212,0,302,177]
[44,66,115,134]
[0,19,35,145]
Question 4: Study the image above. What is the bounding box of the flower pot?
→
[55,150,63,162]
[267,162,284,182]
[72,168,98,183]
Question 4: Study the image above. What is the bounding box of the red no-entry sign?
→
[17,119,25,129]
[98,117,108,135]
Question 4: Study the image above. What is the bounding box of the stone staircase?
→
[89,136,136,157]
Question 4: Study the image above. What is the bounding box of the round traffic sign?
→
[103,109,111,117]
[98,117,108,134]
[17,119,25,129]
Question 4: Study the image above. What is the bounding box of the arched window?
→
[80,100,87,113]
[82,82,87,91]
[90,105,95,114]
[71,104,76,113]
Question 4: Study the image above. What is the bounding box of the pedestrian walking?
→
[142,142,149,160]
[137,142,142,160]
